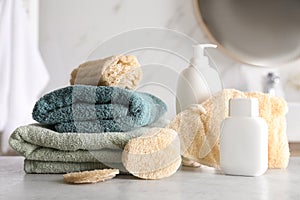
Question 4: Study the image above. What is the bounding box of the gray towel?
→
[32,85,167,133]
[24,160,128,174]
[9,118,169,173]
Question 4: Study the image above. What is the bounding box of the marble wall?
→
[39,0,300,102]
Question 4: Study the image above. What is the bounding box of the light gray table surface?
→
[0,156,299,200]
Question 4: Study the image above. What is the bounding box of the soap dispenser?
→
[176,44,223,113]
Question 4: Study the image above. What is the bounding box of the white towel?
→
[0,0,49,154]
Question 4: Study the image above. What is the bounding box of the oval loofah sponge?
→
[70,55,142,90]
[122,128,181,180]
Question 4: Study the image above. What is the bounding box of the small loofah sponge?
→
[63,169,119,184]
[168,89,290,169]
[70,55,142,89]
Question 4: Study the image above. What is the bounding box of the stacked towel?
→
[33,85,167,133]
[9,55,170,174]
[9,118,169,173]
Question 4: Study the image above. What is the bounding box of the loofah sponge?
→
[70,55,142,89]
[245,91,289,168]
[63,169,119,184]
[122,128,181,180]
[168,89,289,169]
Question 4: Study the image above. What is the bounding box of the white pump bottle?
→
[176,44,223,113]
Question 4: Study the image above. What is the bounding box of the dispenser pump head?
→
[191,44,217,67]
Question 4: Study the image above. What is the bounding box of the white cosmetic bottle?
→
[220,98,268,176]
[176,44,222,113]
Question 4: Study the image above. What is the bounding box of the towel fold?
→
[32,85,167,133]
[9,118,169,173]
[22,147,123,163]
[24,160,128,174]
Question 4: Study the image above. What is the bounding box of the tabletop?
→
[0,156,300,200]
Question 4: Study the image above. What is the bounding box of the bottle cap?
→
[229,98,259,117]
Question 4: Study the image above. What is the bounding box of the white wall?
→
[39,0,300,101]
[39,0,216,91]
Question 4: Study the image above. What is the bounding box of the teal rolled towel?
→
[32,85,167,133]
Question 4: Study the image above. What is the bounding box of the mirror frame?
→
[193,0,300,67]
[194,0,247,65]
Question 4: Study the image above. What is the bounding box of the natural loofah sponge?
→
[168,89,289,169]
[63,169,119,184]
[122,128,181,180]
[70,55,142,89]
[245,91,289,168]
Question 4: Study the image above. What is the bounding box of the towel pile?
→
[9,55,168,174]
[10,119,168,173]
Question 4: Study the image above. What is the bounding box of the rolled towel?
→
[70,55,142,90]
[32,85,167,133]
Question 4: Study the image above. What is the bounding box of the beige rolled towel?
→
[168,89,289,169]
[122,128,181,180]
[70,55,142,89]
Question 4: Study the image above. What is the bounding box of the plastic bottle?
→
[176,44,222,113]
[220,98,268,176]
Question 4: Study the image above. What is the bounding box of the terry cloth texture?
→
[9,118,169,174]
[24,160,127,174]
[32,85,167,133]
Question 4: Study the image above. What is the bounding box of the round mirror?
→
[195,0,300,67]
